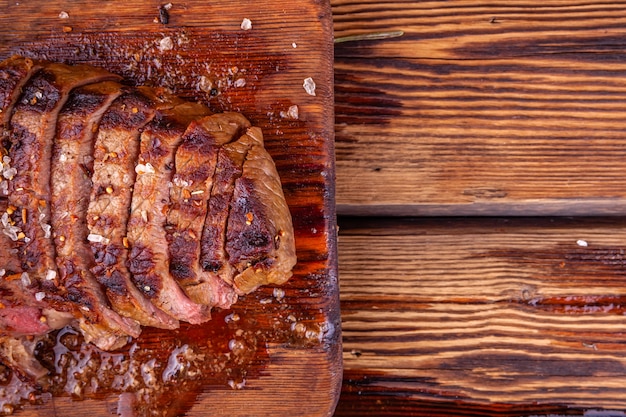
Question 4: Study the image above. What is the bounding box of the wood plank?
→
[0,1,340,416]
[332,0,626,216]
[336,216,626,415]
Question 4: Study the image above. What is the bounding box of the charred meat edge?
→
[165,112,250,308]
[200,130,254,287]
[87,88,178,329]
[127,91,213,324]
[226,127,297,295]
[0,56,42,144]
[53,81,141,351]
[6,62,121,314]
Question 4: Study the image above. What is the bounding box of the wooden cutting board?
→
[0,1,340,416]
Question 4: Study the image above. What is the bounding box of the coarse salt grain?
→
[0,269,4,277]
[172,176,190,187]
[1,216,20,241]
[41,223,51,239]
[45,269,56,281]
[158,36,174,52]
[58,11,69,19]
[292,42,297,48]
[135,163,155,175]
[20,272,30,287]
[280,105,299,120]
[2,167,16,180]
[87,233,110,244]
[303,77,316,96]
[273,288,285,300]
[241,18,252,31]
[234,78,246,88]
[577,239,588,247]
[35,292,46,301]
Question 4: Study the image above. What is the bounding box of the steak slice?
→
[0,56,42,145]
[52,81,140,350]
[200,130,254,286]
[6,62,120,302]
[1,199,73,340]
[225,127,297,294]
[87,88,178,329]
[166,113,250,308]
[127,90,213,324]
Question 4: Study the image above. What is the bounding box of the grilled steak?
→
[200,129,254,286]
[127,90,213,324]
[0,56,297,360]
[7,62,120,300]
[165,113,250,308]
[52,81,141,350]
[0,56,41,140]
[87,88,178,330]
[225,127,297,294]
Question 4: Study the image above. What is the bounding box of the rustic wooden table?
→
[331,1,626,416]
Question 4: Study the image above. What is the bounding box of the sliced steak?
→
[225,127,297,294]
[166,113,250,308]
[87,88,178,329]
[127,90,212,324]
[0,199,74,338]
[0,56,42,144]
[52,81,140,350]
[6,62,120,303]
[200,130,254,286]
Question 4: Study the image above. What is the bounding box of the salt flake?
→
[158,36,174,52]
[88,233,110,244]
[280,105,299,120]
[241,18,252,31]
[303,77,316,96]
[135,163,155,175]
[20,272,30,287]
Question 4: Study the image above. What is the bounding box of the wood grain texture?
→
[0,1,340,416]
[335,217,626,416]
[332,0,626,216]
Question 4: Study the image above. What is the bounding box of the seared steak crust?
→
[53,81,140,350]
[0,57,297,355]
[166,113,250,307]
[7,63,120,303]
[200,131,254,285]
[127,91,212,324]
[0,56,41,145]
[87,89,178,330]
[226,128,297,294]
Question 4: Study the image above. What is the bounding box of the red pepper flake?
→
[4,273,21,281]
